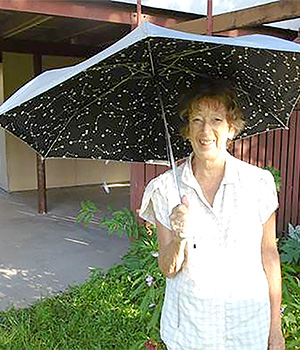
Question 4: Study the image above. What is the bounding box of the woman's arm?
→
[261,212,285,350]
[156,221,187,278]
[155,195,189,278]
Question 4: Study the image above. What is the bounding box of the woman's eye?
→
[214,117,223,122]
[191,118,202,123]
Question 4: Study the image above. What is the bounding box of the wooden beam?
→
[3,15,52,39]
[1,38,101,57]
[0,0,192,27]
[171,1,300,34]
[219,26,297,40]
[0,0,132,24]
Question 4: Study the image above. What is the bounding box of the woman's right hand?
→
[169,195,189,240]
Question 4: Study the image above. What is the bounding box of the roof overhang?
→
[0,0,202,57]
[171,1,300,35]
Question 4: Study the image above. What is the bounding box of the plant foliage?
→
[99,206,166,347]
[280,223,300,265]
[264,166,281,193]
[78,202,140,239]
[78,203,166,348]
[281,263,300,349]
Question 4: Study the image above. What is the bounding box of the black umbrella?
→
[0,23,300,165]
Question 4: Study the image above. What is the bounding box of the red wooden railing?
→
[130,107,300,233]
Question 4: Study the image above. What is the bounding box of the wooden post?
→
[0,51,9,192]
[137,0,142,26]
[130,0,145,218]
[207,0,213,35]
[36,154,47,214]
[34,54,47,214]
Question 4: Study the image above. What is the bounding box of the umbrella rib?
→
[158,62,240,82]
[159,44,223,63]
[158,44,225,76]
[89,63,152,85]
[267,111,289,129]
[91,75,150,95]
[235,86,252,105]
[157,64,213,80]
[43,71,144,158]
[91,62,152,76]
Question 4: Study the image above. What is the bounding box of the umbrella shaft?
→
[147,40,182,204]
[156,86,182,204]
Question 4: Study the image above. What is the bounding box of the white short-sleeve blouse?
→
[139,152,278,350]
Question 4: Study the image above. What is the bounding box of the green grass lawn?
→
[0,267,153,350]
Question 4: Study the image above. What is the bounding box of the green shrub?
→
[264,166,281,193]
[279,223,300,349]
[280,223,300,265]
[78,202,140,239]
[121,228,165,346]
[281,263,300,350]
[78,203,166,349]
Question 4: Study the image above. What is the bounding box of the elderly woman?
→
[139,80,285,350]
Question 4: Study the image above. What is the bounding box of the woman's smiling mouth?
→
[199,139,215,146]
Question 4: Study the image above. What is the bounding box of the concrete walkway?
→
[0,185,130,310]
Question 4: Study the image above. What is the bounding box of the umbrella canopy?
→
[0,22,300,163]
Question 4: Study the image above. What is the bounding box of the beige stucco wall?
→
[46,158,130,189]
[2,52,36,191]
[2,53,130,191]
[0,61,9,190]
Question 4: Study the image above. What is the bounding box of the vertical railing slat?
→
[266,131,274,168]
[250,135,259,166]
[285,114,296,227]
[145,164,156,186]
[130,163,145,220]
[292,110,300,225]
[242,138,250,163]
[258,133,266,168]
[279,129,289,232]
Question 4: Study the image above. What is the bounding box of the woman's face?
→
[187,98,234,162]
